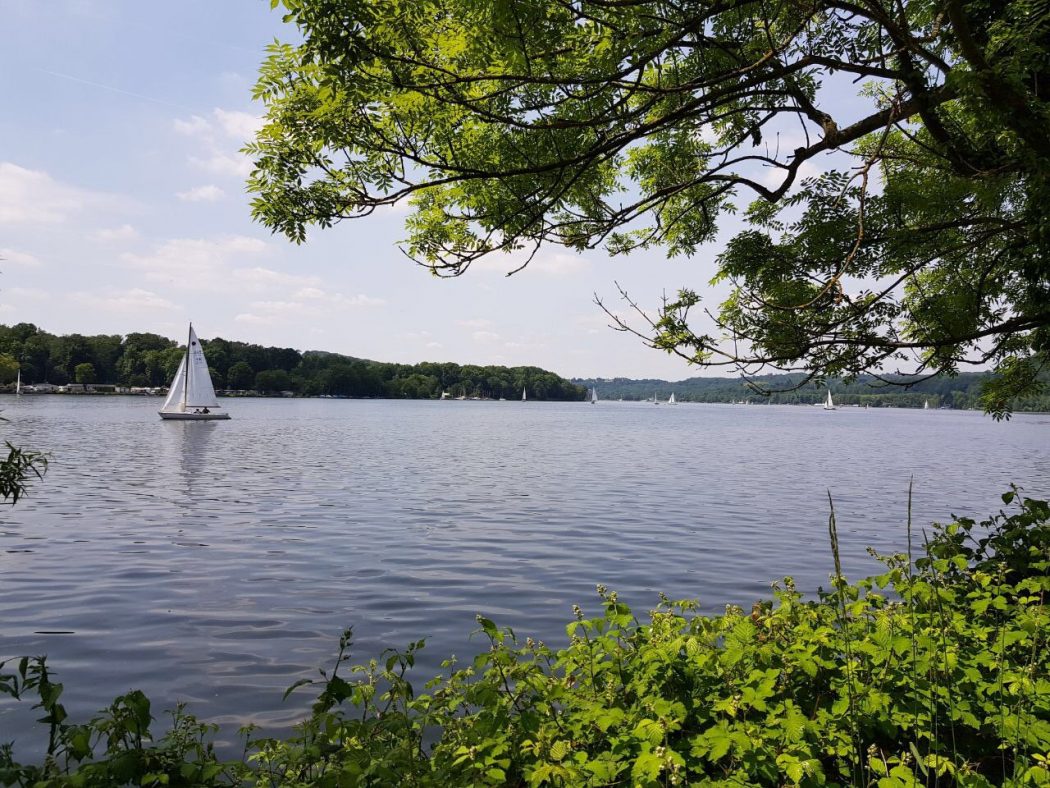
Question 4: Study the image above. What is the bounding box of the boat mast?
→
[183,323,192,410]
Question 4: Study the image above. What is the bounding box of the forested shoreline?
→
[0,323,584,401]
[1,323,1047,410]
[574,374,1050,412]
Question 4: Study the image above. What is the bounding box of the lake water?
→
[1,395,1048,749]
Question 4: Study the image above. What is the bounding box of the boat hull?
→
[159,411,231,420]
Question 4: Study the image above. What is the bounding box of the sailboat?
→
[15,369,20,396]
[158,324,230,420]
[668,392,676,405]
[590,387,598,404]
[522,386,527,402]
[823,390,836,411]
[924,399,929,410]
[653,390,659,405]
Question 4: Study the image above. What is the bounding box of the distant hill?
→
[573,372,1050,412]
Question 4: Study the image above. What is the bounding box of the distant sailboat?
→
[668,392,676,405]
[924,399,929,410]
[159,324,230,420]
[522,386,527,402]
[653,391,659,405]
[15,369,20,396]
[590,387,598,404]
[823,390,836,411]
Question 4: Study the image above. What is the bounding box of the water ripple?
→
[0,396,1047,751]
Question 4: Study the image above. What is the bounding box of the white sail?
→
[924,399,929,410]
[823,390,835,410]
[15,369,20,396]
[669,392,676,404]
[184,325,219,407]
[161,353,189,412]
[591,387,598,404]
[522,386,527,401]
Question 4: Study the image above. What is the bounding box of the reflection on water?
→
[162,419,218,499]
[0,396,1047,750]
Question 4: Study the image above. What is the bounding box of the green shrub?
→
[3,491,1047,786]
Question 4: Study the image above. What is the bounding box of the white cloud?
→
[293,285,386,307]
[70,287,177,313]
[473,330,500,341]
[480,248,592,277]
[503,340,545,350]
[0,247,41,266]
[247,300,304,314]
[336,293,386,307]
[231,265,317,290]
[122,235,268,289]
[525,251,592,277]
[175,108,263,180]
[91,224,138,242]
[189,152,253,178]
[174,115,211,137]
[213,109,264,140]
[233,299,309,326]
[0,162,113,224]
[4,286,48,300]
[574,313,610,335]
[176,184,225,202]
[175,108,263,142]
[425,341,443,349]
[223,237,267,254]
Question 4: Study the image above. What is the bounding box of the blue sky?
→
[0,0,767,380]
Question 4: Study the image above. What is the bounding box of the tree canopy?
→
[248,0,1050,415]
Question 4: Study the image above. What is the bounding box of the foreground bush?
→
[2,491,1048,786]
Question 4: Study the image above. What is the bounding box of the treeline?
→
[0,323,585,400]
[574,371,1050,411]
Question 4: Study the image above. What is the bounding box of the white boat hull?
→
[159,411,231,420]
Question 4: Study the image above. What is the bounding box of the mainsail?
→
[184,325,219,407]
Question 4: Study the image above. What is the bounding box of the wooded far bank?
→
[1,323,1047,410]
[0,323,584,401]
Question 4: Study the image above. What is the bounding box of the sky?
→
[0,0,809,381]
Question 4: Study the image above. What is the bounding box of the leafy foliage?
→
[248,0,1050,413]
[0,441,47,505]
[3,492,1047,785]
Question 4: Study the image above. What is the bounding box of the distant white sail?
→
[522,386,527,401]
[669,392,676,404]
[823,390,836,410]
[15,369,20,396]
[591,387,598,404]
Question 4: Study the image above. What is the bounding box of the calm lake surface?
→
[2,395,1048,747]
